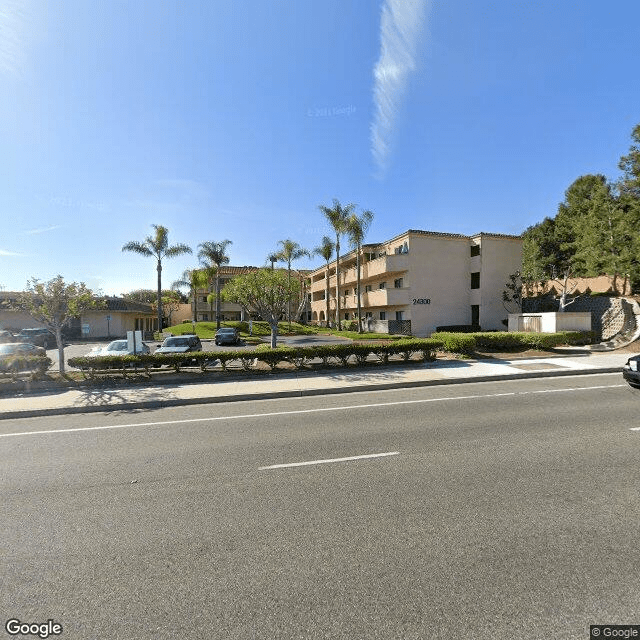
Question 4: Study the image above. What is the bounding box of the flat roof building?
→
[309,229,522,336]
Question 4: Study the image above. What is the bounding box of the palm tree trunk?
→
[325,264,330,327]
[335,238,341,330]
[215,269,221,329]
[356,246,362,333]
[287,263,292,331]
[157,259,162,334]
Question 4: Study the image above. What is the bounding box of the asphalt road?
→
[2,374,639,639]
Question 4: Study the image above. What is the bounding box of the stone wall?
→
[523,295,632,340]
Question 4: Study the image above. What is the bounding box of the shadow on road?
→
[72,386,176,410]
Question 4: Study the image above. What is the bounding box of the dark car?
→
[623,355,640,388]
[155,334,203,354]
[214,327,240,346]
[0,342,47,359]
[15,328,55,349]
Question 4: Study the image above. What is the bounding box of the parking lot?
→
[45,334,348,371]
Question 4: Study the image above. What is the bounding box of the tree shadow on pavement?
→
[72,386,176,410]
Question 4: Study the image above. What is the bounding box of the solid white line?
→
[258,451,400,470]
[0,381,626,439]
[630,427,640,431]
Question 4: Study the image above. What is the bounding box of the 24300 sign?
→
[412,298,430,304]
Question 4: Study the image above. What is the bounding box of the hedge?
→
[0,355,52,378]
[432,330,596,353]
[68,339,444,376]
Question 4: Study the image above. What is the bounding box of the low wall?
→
[508,312,592,333]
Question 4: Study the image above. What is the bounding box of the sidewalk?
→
[0,349,630,420]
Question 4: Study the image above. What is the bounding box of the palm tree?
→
[275,238,310,329]
[172,269,208,325]
[346,209,375,333]
[318,199,355,330]
[312,236,335,327]
[122,224,192,333]
[267,252,279,270]
[197,240,232,329]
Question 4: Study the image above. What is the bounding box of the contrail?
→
[370,0,430,176]
[0,0,28,77]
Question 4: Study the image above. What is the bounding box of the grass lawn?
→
[164,321,403,341]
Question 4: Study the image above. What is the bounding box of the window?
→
[365,285,372,293]
[471,305,479,326]
[394,278,403,288]
[471,272,480,289]
[396,311,404,321]
[365,312,373,318]
[379,282,386,289]
[202,296,207,303]
[345,313,349,320]
[470,245,480,257]
[380,311,386,320]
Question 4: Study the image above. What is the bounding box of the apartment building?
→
[309,229,522,336]
[192,266,259,322]
[191,266,312,323]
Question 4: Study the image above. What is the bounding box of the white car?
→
[86,339,151,357]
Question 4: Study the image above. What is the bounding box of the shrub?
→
[0,355,52,377]
[435,325,481,333]
[432,332,477,354]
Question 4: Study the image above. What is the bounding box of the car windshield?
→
[218,329,235,334]
[0,344,18,355]
[164,337,190,346]
[105,341,128,352]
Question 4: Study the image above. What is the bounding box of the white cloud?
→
[0,0,29,77]
[370,0,430,176]
[0,249,25,256]
[24,225,63,235]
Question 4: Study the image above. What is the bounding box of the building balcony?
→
[321,254,409,289]
[314,287,409,311]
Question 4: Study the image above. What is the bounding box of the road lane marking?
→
[0,382,626,439]
[258,451,400,470]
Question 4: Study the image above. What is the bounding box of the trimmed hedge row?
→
[432,330,596,353]
[68,339,443,375]
[0,355,52,377]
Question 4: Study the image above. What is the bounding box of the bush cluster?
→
[432,330,595,353]
[68,339,443,375]
[0,355,52,377]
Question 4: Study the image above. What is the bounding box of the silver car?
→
[86,339,151,357]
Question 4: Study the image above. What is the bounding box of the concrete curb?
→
[0,365,623,421]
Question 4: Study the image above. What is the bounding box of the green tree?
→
[197,240,232,329]
[618,123,640,198]
[122,225,192,333]
[318,199,356,330]
[275,238,309,329]
[222,268,299,348]
[17,276,100,374]
[312,235,335,327]
[346,209,374,333]
[171,270,208,324]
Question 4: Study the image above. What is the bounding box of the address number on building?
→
[412,298,430,304]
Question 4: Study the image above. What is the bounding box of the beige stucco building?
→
[309,229,523,336]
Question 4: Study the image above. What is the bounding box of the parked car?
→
[15,328,55,349]
[86,339,151,357]
[0,342,47,359]
[155,334,203,354]
[0,330,14,343]
[215,327,240,346]
[622,355,640,388]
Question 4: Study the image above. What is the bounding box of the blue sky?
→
[1,0,639,295]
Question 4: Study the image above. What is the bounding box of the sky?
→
[1,0,639,295]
